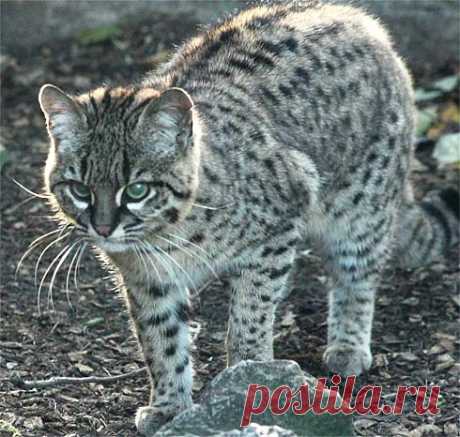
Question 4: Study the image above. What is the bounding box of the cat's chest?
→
[118,243,220,292]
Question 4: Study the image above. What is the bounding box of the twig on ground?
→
[10,367,147,389]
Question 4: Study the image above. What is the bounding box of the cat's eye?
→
[125,183,150,201]
[70,182,91,201]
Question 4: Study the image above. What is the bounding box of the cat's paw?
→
[323,344,372,376]
[135,406,171,436]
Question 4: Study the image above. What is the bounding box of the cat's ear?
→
[38,84,84,150]
[138,87,194,152]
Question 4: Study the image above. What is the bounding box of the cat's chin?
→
[95,239,131,253]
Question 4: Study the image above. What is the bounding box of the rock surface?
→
[154,360,354,437]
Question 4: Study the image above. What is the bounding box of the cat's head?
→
[38,84,202,252]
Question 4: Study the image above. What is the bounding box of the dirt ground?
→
[1,11,459,437]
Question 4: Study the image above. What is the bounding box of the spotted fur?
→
[38,1,459,434]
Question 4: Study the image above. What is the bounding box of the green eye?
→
[71,182,91,200]
[125,183,150,201]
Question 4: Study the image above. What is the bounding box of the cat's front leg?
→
[226,248,295,367]
[124,283,193,435]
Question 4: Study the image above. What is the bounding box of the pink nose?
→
[94,225,112,237]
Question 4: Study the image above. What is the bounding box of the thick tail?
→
[395,187,459,269]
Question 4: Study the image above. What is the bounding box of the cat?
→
[37,1,459,434]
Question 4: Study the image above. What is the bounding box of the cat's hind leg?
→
[320,206,396,376]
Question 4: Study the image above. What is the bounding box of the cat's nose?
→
[94,224,112,237]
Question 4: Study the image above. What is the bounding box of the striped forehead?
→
[74,87,164,185]
[80,148,129,186]
[80,86,158,125]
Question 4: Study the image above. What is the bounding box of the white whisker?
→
[29,228,63,249]
[65,242,84,308]
[15,228,63,278]
[34,231,73,286]
[131,242,153,286]
[11,178,50,199]
[47,240,81,312]
[37,243,72,315]
[192,202,232,210]
[137,240,180,290]
[153,244,197,294]
[137,240,173,286]
[73,242,88,291]
[159,234,219,280]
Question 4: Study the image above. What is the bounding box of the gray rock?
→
[154,360,354,437]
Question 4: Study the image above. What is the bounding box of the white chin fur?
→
[96,239,130,253]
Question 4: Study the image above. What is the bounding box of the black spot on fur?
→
[165,325,179,338]
[362,169,372,185]
[259,39,283,56]
[367,152,378,163]
[268,264,290,280]
[261,247,272,257]
[176,303,190,323]
[263,158,276,174]
[380,156,390,169]
[148,285,167,299]
[353,192,364,205]
[344,51,355,62]
[218,104,232,114]
[190,233,204,244]
[165,208,179,224]
[220,28,238,43]
[283,37,298,52]
[229,57,255,73]
[279,84,293,97]
[205,209,214,222]
[389,111,399,123]
[165,345,176,356]
[273,246,288,256]
[294,67,310,86]
[148,312,170,326]
[325,61,335,75]
[260,86,280,105]
[203,166,220,183]
[250,51,275,68]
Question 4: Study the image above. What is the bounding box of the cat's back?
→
[152,1,415,187]
[164,1,410,95]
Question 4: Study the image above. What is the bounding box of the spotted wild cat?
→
[37,1,459,434]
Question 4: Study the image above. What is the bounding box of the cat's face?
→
[39,85,201,253]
